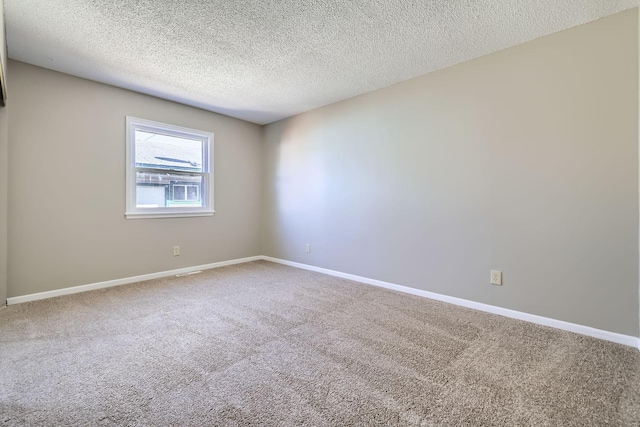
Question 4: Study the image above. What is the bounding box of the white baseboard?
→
[6,254,640,351]
[6,256,263,305]
[262,256,640,350]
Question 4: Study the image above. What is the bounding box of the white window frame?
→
[125,116,214,219]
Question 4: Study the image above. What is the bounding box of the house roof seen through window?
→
[135,131,203,172]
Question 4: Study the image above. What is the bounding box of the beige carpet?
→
[1,260,639,426]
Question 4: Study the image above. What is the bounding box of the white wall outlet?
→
[490,270,502,286]
[305,244,311,253]
[173,246,180,256]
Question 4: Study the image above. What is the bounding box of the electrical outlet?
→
[305,244,311,253]
[173,246,180,256]
[490,270,502,286]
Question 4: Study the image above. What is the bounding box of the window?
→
[125,117,214,219]
[173,185,199,201]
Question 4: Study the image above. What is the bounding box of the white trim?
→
[6,254,640,350]
[262,256,640,350]
[125,210,215,219]
[6,256,262,305]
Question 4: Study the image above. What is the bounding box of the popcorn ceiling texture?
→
[4,0,638,124]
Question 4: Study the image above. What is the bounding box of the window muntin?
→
[125,117,214,219]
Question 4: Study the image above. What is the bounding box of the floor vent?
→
[176,271,203,277]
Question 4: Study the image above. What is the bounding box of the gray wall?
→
[262,10,640,336]
[0,0,5,78]
[8,60,263,297]
[0,104,6,306]
[0,0,8,305]
[4,9,639,338]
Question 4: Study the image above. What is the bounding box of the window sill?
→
[125,210,215,220]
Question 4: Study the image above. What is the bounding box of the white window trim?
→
[125,116,215,219]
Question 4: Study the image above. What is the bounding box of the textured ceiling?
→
[4,0,639,124]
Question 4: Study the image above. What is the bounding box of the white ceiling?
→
[4,0,638,125]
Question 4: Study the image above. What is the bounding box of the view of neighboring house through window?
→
[125,117,214,219]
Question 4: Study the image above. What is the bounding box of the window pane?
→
[187,185,199,201]
[173,185,186,200]
[135,130,203,172]
[136,171,204,208]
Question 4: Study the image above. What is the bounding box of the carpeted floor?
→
[1,260,639,426]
